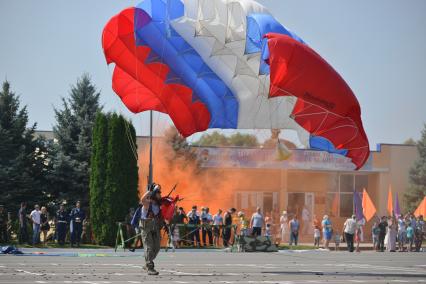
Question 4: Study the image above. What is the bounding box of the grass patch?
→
[278,245,317,250]
[4,242,111,249]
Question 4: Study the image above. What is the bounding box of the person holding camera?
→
[140,183,163,275]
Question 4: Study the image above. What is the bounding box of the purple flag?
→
[353,191,364,221]
[394,193,401,217]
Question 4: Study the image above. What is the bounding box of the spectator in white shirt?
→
[30,204,41,245]
[212,209,223,247]
[302,206,310,235]
[250,207,264,237]
[280,211,289,244]
[343,215,357,252]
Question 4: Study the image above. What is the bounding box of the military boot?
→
[147,268,159,275]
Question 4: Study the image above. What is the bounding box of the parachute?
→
[102,0,369,170]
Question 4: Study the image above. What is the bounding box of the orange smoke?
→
[137,137,236,214]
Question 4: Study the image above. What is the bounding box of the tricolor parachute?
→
[102,0,369,169]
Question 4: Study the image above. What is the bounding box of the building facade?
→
[194,144,418,238]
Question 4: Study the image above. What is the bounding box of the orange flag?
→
[387,185,393,216]
[362,188,377,222]
[414,197,426,219]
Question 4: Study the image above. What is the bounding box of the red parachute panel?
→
[266,33,369,169]
[102,7,210,137]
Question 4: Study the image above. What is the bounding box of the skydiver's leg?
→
[141,220,155,270]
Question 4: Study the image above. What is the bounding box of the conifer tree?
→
[405,124,426,211]
[49,74,102,206]
[89,112,109,244]
[90,113,138,245]
[0,80,49,211]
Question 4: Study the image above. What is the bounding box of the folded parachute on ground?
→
[102,0,369,170]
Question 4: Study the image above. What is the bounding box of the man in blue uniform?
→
[56,204,68,246]
[140,183,163,275]
[187,205,201,247]
[70,201,85,247]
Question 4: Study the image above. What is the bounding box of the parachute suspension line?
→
[123,117,139,161]
[108,78,139,161]
[104,57,139,162]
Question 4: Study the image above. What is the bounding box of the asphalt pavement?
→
[0,248,425,284]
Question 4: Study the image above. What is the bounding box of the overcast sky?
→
[1,0,425,149]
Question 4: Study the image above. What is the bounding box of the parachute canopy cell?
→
[102,0,369,170]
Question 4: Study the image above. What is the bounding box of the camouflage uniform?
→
[140,202,162,272]
[140,218,161,270]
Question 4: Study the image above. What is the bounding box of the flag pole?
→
[148,110,153,187]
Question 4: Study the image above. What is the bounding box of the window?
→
[234,191,279,215]
[355,175,368,192]
[326,174,369,218]
[340,194,353,217]
[327,174,339,192]
[340,174,354,192]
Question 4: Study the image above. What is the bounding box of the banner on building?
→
[196,147,372,171]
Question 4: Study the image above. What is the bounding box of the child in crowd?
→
[406,223,414,252]
[313,226,321,248]
[238,211,249,237]
[334,232,341,251]
[265,223,272,239]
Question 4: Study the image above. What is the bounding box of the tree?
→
[404,124,426,212]
[49,74,102,206]
[0,80,49,212]
[228,132,259,147]
[91,113,138,245]
[404,138,417,146]
[89,112,109,244]
[194,131,229,147]
[194,131,259,147]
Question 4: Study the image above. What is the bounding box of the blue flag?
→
[353,190,364,221]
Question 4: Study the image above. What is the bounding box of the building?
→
[193,143,418,239]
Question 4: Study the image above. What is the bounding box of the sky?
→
[0,0,425,149]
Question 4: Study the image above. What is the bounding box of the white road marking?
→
[16,269,42,276]
[161,269,215,276]
[127,281,142,284]
[224,273,241,276]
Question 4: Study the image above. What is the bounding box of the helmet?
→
[149,183,162,199]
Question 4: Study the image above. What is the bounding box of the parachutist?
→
[139,183,162,275]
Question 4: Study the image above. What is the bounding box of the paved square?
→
[0,249,425,284]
